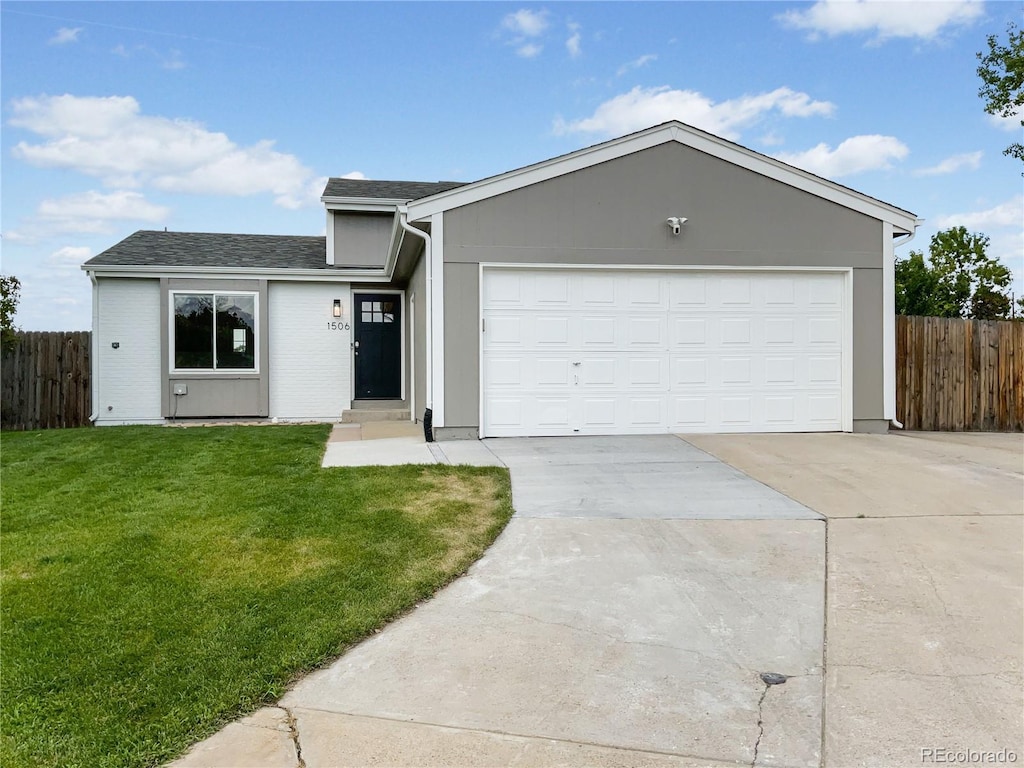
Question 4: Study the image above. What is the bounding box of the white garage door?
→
[481,268,847,437]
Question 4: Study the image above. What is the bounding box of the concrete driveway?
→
[173,432,1022,768]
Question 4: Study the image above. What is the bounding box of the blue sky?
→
[2,0,1021,330]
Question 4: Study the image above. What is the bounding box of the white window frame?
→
[169,290,261,374]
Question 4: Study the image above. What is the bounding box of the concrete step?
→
[341,408,411,423]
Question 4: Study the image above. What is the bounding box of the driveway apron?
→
[278,435,827,768]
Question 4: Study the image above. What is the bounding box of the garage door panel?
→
[535,316,570,345]
[482,269,846,436]
[719,317,752,345]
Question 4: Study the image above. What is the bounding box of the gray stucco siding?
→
[442,142,883,267]
[852,267,884,421]
[443,262,481,428]
[332,212,393,268]
[439,141,890,431]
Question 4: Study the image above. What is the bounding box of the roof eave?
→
[405,120,918,232]
[81,263,394,280]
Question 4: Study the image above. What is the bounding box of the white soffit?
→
[406,122,918,233]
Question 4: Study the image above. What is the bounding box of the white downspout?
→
[889,222,921,430]
[88,271,99,423]
[409,293,415,423]
[397,207,432,416]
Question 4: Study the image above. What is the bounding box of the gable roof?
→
[405,121,919,233]
[321,179,465,203]
[85,231,331,270]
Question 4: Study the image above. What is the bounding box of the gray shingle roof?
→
[85,231,332,269]
[321,178,466,200]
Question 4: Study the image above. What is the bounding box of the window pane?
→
[174,294,214,368]
[362,312,371,323]
[383,313,393,323]
[372,302,381,311]
[373,311,383,323]
[216,295,255,369]
[362,301,371,312]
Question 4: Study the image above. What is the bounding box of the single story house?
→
[83,121,919,438]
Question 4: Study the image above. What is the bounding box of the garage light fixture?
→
[667,217,688,235]
[333,299,342,317]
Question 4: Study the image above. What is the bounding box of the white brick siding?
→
[268,282,351,420]
[95,278,162,425]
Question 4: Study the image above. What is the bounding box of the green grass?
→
[0,425,513,768]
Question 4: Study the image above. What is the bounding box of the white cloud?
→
[778,0,983,42]
[553,86,835,140]
[502,9,550,38]
[49,27,82,45]
[913,150,982,177]
[934,196,1024,230]
[341,171,367,180]
[49,246,93,264]
[566,23,582,58]
[616,54,657,76]
[988,110,1023,132]
[758,132,785,147]
[774,135,908,177]
[501,8,549,57]
[10,95,323,209]
[8,190,170,241]
[38,190,169,224]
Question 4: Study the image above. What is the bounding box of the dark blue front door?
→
[354,293,402,399]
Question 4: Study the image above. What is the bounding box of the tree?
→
[895,250,943,316]
[0,275,21,351]
[895,227,1013,320]
[977,22,1023,163]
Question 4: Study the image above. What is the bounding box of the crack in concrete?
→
[283,706,306,768]
[751,681,770,768]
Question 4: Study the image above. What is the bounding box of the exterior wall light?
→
[333,299,342,318]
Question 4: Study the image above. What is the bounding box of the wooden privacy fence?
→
[1,331,92,431]
[896,316,1023,432]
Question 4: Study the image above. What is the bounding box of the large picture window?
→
[173,292,257,370]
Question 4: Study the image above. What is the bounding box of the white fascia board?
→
[82,265,391,282]
[406,121,918,232]
[383,213,404,276]
[323,198,407,212]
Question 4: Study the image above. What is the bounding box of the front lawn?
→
[0,425,512,768]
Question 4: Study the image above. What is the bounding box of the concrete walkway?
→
[171,431,1023,768]
[321,422,504,467]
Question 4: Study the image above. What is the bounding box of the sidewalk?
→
[320,422,504,467]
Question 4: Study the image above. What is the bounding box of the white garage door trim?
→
[478,263,854,437]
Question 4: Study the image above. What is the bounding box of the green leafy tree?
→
[977,22,1023,163]
[895,251,943,316]
[0,274,21,351]
[895,227,1013,319]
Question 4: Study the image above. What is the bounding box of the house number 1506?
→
[327,321,350,330]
